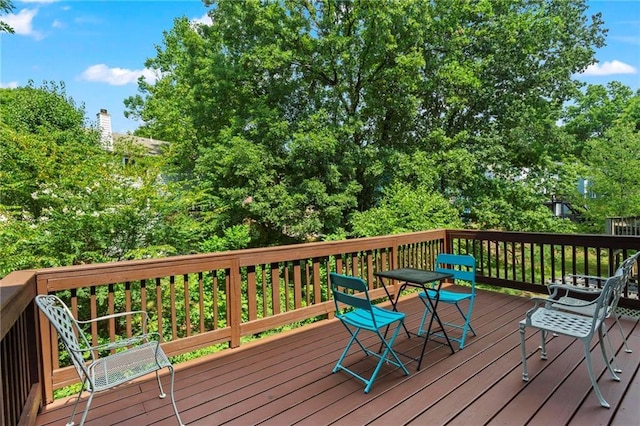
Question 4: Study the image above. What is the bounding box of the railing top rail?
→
[33,230,447,291]
[1,270,37,339]
[446,229,640,248]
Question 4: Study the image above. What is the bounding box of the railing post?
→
[229,259,242,348]
[444,229,454,254]
[390,238,400,296]
[35,276,55,404]
[1,271,43,425]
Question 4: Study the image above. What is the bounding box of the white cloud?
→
[4,8,42,39]
[581,60,637,76]
[79,64,158,86]
[191,12,212,26]
[0,81,20,89]
[51,19,64,29]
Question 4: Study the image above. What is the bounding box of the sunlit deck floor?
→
[37,288,640,426]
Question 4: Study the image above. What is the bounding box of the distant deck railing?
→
[2,229,639,425]
[606,216,640,236]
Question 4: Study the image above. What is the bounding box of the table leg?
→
[417,290,455,371]
[380,280,411,337]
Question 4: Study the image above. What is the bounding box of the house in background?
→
[543,195,583,222]
[97,109,169,157]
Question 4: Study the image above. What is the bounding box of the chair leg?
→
[377,323,409,377]
[156,369,167,398]
[346,325,368,354]
[519,324,529,381]
[602,324,622,374]
[539,331,547,360]
[598,326,620,382]
[455,300,476,350]
[583,340,610,408]
[417,303,431,337]
[615,313,632,353]
[334,329,362,373]
[456,302,476,335]
[77,390,95,426]
[167,365,185,426]
[365,323,408,393]
[66,379,88,426]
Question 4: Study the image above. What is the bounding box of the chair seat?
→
[89,341,170,392]
[339,306,405,331]
[420,289,472,303]
[521,307,601,339]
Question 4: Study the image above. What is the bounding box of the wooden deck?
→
[36,288,640,426]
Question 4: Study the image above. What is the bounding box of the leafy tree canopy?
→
[126,0,605,243]
[0,0,14,33]
[0,83,210,277]
[558,84,640,232]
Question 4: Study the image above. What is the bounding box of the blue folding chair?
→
[417,254,476,349]
[330,272,410,393]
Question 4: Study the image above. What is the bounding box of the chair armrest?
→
[524,296,552,314]
[540,292,599,310]
[75,311,155,352]
[77,310,149,334]
[548,283,602,298]
[565,273,608,281]
[74,331,162,354]
[524,295,599,322]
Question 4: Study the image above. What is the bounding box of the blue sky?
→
[2,0,639,133]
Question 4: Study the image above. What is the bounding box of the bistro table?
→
[374,267,455,370]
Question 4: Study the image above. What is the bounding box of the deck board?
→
[36,288,640,426]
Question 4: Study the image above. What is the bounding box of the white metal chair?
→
[330,273,410,393]
[519,270,625,408]
[548,251,638,372]
[417,253,476,349]
[36,294,184,426]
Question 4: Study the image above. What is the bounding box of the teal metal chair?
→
[330,272,410,393]
[417,254,476,349]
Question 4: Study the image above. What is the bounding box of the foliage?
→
[126,0,605,242]
[562,82,637,156]
[559,84,640,232]
[578,121,640,230]
[0,83,204,277]
[0,0,13,33]
[4,2,634,273]
[351,183,463,236]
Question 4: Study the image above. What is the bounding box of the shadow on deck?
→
[36,288,640,425]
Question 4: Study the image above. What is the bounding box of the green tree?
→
[578,121,640,230]
[127,0,605,242]
[562,82,636,156]
[558,84,640,232]
[0,83,203,277]
[351,183,463,237]
[0,0,14,34]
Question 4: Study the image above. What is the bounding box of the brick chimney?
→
[97,109,113,151]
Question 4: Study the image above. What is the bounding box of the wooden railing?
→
[1,271,41,426]
[1,229,638,424]
[606,216,640,236]
[31,230,447,404]
[448,230,640,306]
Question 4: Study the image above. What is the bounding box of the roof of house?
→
[113,133,169,156]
